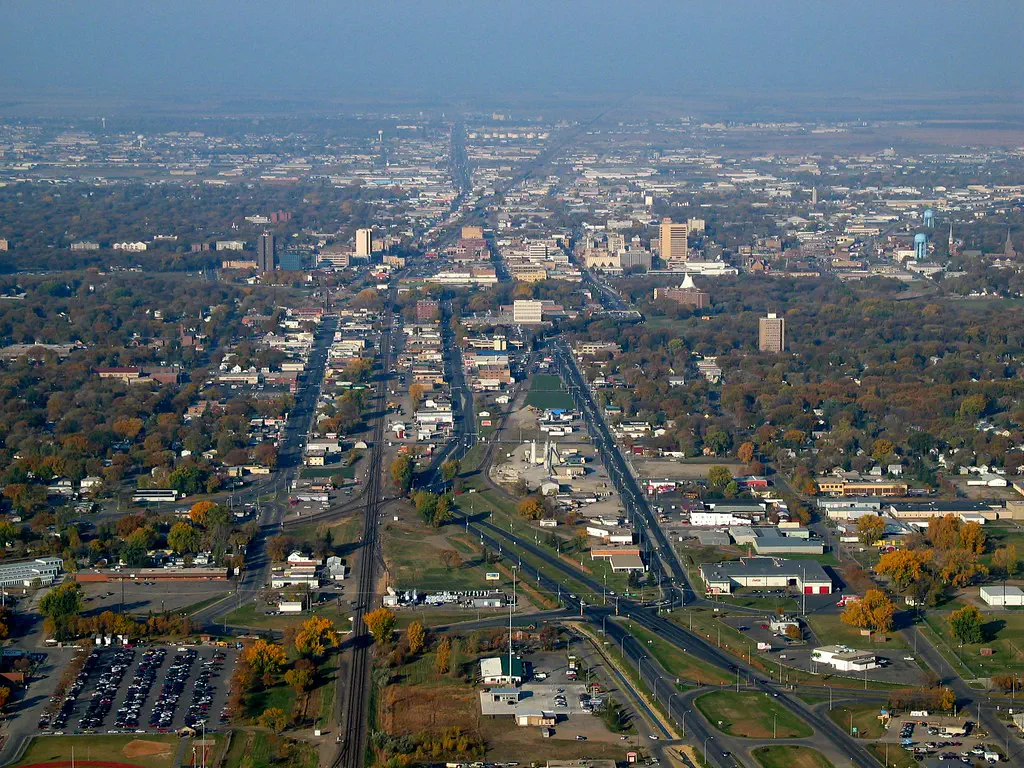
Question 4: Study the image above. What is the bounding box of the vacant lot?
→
[752,745,834,768]
[17,734,181,768]
[524,374,574,410]
[222,730,317,768]
[826,704,885,739]
[807,613,908,650]
[695,691,812,739]
[924,608,1024,676]
[380,683,480,734]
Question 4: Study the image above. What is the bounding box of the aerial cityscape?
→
[0,3,1023,768]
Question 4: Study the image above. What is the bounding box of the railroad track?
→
[334,285,397,768]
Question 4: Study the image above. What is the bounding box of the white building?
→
[980,585,1024,606]
[812,645,878,672]
[0,557,64,588]
[512,300,544,324]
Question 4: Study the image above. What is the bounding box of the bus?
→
[132,489,181,503]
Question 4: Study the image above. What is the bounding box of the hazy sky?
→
[2,0,1021,102]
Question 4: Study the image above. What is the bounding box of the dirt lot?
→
[480,715,627,762]
[634,458,746,481]
[380,684,480,734]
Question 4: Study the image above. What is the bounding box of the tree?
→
[877,549,933,592]
[266,535,292,562]
[939,550,988,588]
[241,639,287,678]
[707,465,732,489]
[294,615,339,660]
[517,496,544,520]
[737,441,755,465]
[284,667,314,693]
[168,465,206,496]
[433,495,453,526]
[840,588,895,633]
[40,582,82,623]
[948,604,984,645]
[928,515,961,551]
[0,686,10,712]
[390,455,413,494]
[441,459,461,483]
[959,522,987,556]
[871,439,896,461]
[439,549,462,571]
[856,515,886,546]
[993,544,1019,578]
[189,500,216,526]
[364,607,397,645]
[435,636,451,674]
[784,623,801,641]
[407,621,426,655]
[258,707,288,734]
[703,428,730,456]
[408,383,425,403]
[167,521,201,554]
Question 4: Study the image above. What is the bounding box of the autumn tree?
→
[167,521,201,554]
[189,500,216,526]
[736,442,755,466]
[927,515,961,551]
[784,623,801,641]
[364,607,397,645]
[871,439,896,461]
[876,549,933,592]
[840,588,895,633]
[435,636,451,674]
[517,495,544,520]
[441,459,461,482]
[408,383,425,403]
[0,686,10,712]
[294,615,339,660]
[993,544,1019,577]
[439,549,462,572]
[284,667,314,693]
[407,621,425,655]
[958,522,987,556]
[948,604,984,645]
[241,639,287,678]
[390,455,413,494]
[856,515,886,545]
[258,707,288,733]
[938,550,988,588]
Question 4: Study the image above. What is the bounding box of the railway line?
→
[334,285,397,768]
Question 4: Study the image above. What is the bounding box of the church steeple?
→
[1005,228,1017,261]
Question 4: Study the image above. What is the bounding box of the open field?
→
[613,619,731,685]
[222,600,349,631]
[924,609,1024,676]
[380,683,479,733]
[806,613,908,651]
[479,716,628,762]
[524,374,574,410]
[222,730,318,768]
[695,691,813,739]
[826,704,886,739]
[16,735,181,768]
[866,744,916,768]
[752,745,834,768]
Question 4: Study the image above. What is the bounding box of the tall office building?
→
[759,312,786,353]
[355,228,372,258]
[659,217,689,263]
[256,233,276,272]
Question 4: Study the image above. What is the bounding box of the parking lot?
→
[38,645,237,735]
[883,715,1003,763]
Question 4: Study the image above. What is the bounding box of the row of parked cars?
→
[150,649,197,730]
[79,649,134,729]
[114,648,166,730]
[183,652,225,728]
[39,650,101,732]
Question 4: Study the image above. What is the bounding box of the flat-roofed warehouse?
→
[0,556,63,588]
[699,557,832,595]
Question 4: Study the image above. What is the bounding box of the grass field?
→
[315,661,338,729]
[695,691,813,739]
[17,734,181,768]
[244,681,297,721]
[806,613,908,650]
[826,704,886,739]
[180,592,230,616]
[866,744,916,768]
[223,600,349,631]
[923,608,1024,676]
[524,374,574,410]
[613,619,731,685]
[222,730,317,768]
[752,745,834,768]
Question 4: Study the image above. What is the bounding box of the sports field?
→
[16,734,181,768]
[525,374,574,410]
[695,691,812,739]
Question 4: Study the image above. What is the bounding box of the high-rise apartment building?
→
[659,218,689,263]
[256,233,276,272]
[759,312,786,353]
[355,228,372,258]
